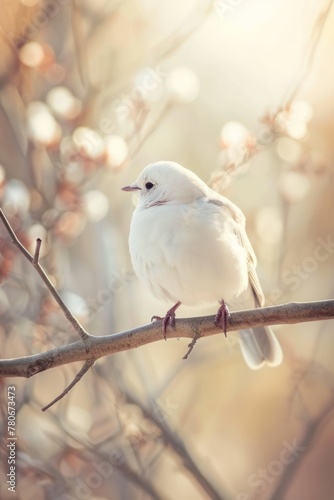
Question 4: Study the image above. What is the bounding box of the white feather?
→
[123,161,283,369]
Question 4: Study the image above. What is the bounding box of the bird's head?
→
[121,161,207,208]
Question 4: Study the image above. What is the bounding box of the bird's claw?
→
[151,302,181,340]
[151,313,176,340]
[151,315,163,323]
[215,300,230,337]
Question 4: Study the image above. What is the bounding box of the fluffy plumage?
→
[122,161,283,369]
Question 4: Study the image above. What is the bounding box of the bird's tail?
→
[238,326,283,370]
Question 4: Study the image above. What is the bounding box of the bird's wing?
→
[209,194,265,307]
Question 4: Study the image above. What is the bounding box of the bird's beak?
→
[121,184,141,192]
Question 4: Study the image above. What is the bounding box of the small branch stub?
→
[33,238,42,264]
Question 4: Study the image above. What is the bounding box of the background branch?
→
[0,209,90,342]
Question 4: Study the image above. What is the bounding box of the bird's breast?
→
[128,202,249,305]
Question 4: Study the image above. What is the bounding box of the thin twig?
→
[71,0,90,90]
[156,2,213,61]
[281,0,334,109]
[270,396,334,500]
[129,102,173,158]
[183,330,200,360]
[209,1,334,190]
[125,391,226,500]
[52,420,164,500]
[0,209,90,342]
[41,359,95,412]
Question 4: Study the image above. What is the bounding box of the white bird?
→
[122,161,283,369]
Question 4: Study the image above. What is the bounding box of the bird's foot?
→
[215,300,230,337]
[151,302,181,340]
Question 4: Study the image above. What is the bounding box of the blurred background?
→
[1,0,334,499]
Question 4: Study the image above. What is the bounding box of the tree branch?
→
[1,208,334,411]
[0,209,90,342]
[1,299,334,379]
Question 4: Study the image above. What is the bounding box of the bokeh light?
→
[62,291,89,325]
[27,101,61,146]
[83,190,109,222]
[166,67,200,102]
[72,127,105,159]
[46,87,82,120]
[104,134,128,168]
[54,211,86,239]
[221,121,250,148]
[19,42,44,68]
[2,179,30,216]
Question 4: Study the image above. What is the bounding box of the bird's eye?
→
[145,182,154,190]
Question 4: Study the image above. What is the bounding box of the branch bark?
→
[1,299,334,379]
